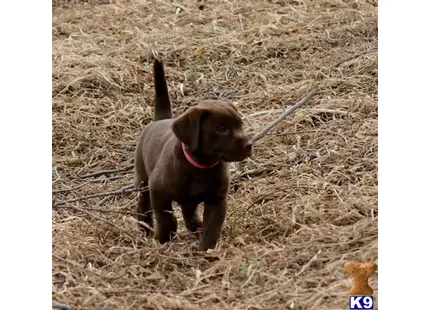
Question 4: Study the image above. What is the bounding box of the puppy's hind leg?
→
[180,203,203,233]
[136,180,153,236]
[150,189,178,244]
[134,152,153,236]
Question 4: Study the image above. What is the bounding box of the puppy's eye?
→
[216,126,229,135]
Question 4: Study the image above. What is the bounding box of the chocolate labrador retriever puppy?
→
[134,59,252,251]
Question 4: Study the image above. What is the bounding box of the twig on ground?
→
[53,253,103,278]
[52,184,139,207]
[57,203,140,238]
[88,174,132,183]
[330,47,377,69]
[96,194,114,207]
[309,108,353,116]
[247,89,318,145]
[53,166,273,210]
[172,2,186,13]
[54,203,155,232]
[66,90,315,190]
[52,166,61,183]
[296,249,322,276]
[53,205,143,216]
[231,168,275,183]
[52,300,72,310]
[77,164,134,179]
[245,108,284,118]
[245,107,353,120]
[52,182,89,194]
[53,252,127,279]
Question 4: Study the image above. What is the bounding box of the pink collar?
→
[181,143,219,169]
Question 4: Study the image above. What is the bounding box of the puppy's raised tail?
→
[153,59,172,121]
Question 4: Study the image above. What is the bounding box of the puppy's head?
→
[172,100,252,162]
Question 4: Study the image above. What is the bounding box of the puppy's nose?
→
[243,139,252,154]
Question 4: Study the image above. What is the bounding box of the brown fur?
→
[134,60,252,251]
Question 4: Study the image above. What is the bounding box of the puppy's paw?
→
[186,218,203,233]
[155,230,176,244]
[196,248,221,262]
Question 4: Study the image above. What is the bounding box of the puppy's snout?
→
[224,132,252,162]
[240,136,252,156]
[244,140,252,150]
[243,139,252,153]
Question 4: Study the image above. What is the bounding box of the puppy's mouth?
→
[220,156,247,162]
[218,149,252,162]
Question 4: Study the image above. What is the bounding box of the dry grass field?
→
[52,0,378,309]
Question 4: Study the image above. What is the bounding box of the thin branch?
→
[296,249,322,276]
[172,2,186,12]
[244,107,352,120]
[52,166,61,184]
[54,170,261,212]
[53,205,145,216]
[52,184,139,207]
[68,91,316,185]
[244,108,284,118]
[88,174,132,183]
[53,167,276,210]
[58,205,140,239]
[231,168,274,182]
[53,252,127,280]
[96,194,114,207]
[52,91,318,211]
[52,182,89,194]
[77,164,134,179]
[52,253,102,278]
[53,174,131,195]
[309,108,353,116]
[53,204,156,232]
[52,300,72,310]
[248,89,318,145]
[330,47,377,69]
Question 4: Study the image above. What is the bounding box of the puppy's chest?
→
[184,177,211,195]
[175,177,217,203]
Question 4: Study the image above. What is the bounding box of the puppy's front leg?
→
[150,189,178,244]
[199,198,227,251]
[180,203,203,233]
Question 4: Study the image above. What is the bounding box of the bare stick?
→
[330,47,377,69]
[68,90,315,185]
[53,205,146,216]
[52,300,72,310]
[71,206,138,238]
[77,164,134,179]
[248,89,318,145]
[52,253,102,277]
[53,251,128,280]
[245,107,352,119]
[53,166,273,209]
[55,167,264,209]
[88,174,132,183]
[52,184,141,207]
[53,204,155,232]
[54,170,257,211]
[52,182,89,194]
[96,195,114,207]
[296,249,322,276]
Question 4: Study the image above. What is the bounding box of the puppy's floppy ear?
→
[172,107,205,152]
